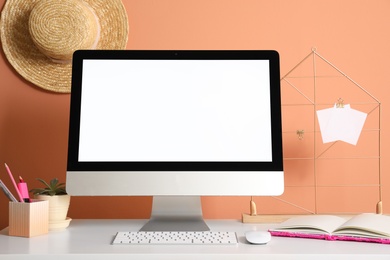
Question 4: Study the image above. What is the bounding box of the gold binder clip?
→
[296,130,304,140]
[336,98,344,108]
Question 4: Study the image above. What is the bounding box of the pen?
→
[0,179,18,202]
[4,163,24,203]
[18,176,31,203]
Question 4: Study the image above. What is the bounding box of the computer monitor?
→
[66,50,284,231]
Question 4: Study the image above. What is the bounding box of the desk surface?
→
[1,219,390,260]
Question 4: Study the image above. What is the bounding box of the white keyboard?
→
[112,231,238,245]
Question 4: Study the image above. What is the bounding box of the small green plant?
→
[30,178,67,196]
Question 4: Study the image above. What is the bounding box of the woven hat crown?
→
[29,0,100,62]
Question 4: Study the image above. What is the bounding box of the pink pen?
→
[4,163,25,203]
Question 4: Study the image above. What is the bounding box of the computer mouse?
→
[245,231,271,245]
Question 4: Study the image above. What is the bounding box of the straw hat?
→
[0,0,128,93]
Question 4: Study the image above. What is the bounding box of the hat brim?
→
[0,0,128,93]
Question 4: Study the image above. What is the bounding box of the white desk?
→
[1,219,390,259]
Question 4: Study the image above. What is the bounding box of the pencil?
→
[0,179,18,202]
[4,163,24,203]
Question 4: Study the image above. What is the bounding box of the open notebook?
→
[269,213,390,244]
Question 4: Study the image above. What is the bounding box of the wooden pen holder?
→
[9,200,49,237]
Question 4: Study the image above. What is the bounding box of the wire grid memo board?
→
[245,48,381,221]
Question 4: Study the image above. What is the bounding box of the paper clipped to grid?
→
[317,104,367,145]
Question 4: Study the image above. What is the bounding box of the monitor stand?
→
[139,196,210,231]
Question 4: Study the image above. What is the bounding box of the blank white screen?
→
[78,60,272,162]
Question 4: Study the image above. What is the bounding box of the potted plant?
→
[30,178,71,231]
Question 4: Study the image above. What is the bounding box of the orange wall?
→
[1,0,390,230]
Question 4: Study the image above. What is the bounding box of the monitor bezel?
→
[67,50,283,172]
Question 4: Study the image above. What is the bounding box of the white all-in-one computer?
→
[66,50,284,231]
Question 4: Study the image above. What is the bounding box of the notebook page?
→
[275,215,346,234]
[334,213,390,237]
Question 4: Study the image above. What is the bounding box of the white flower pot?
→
[35,194,71,231]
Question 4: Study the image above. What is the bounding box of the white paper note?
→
[317,104,367,145]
